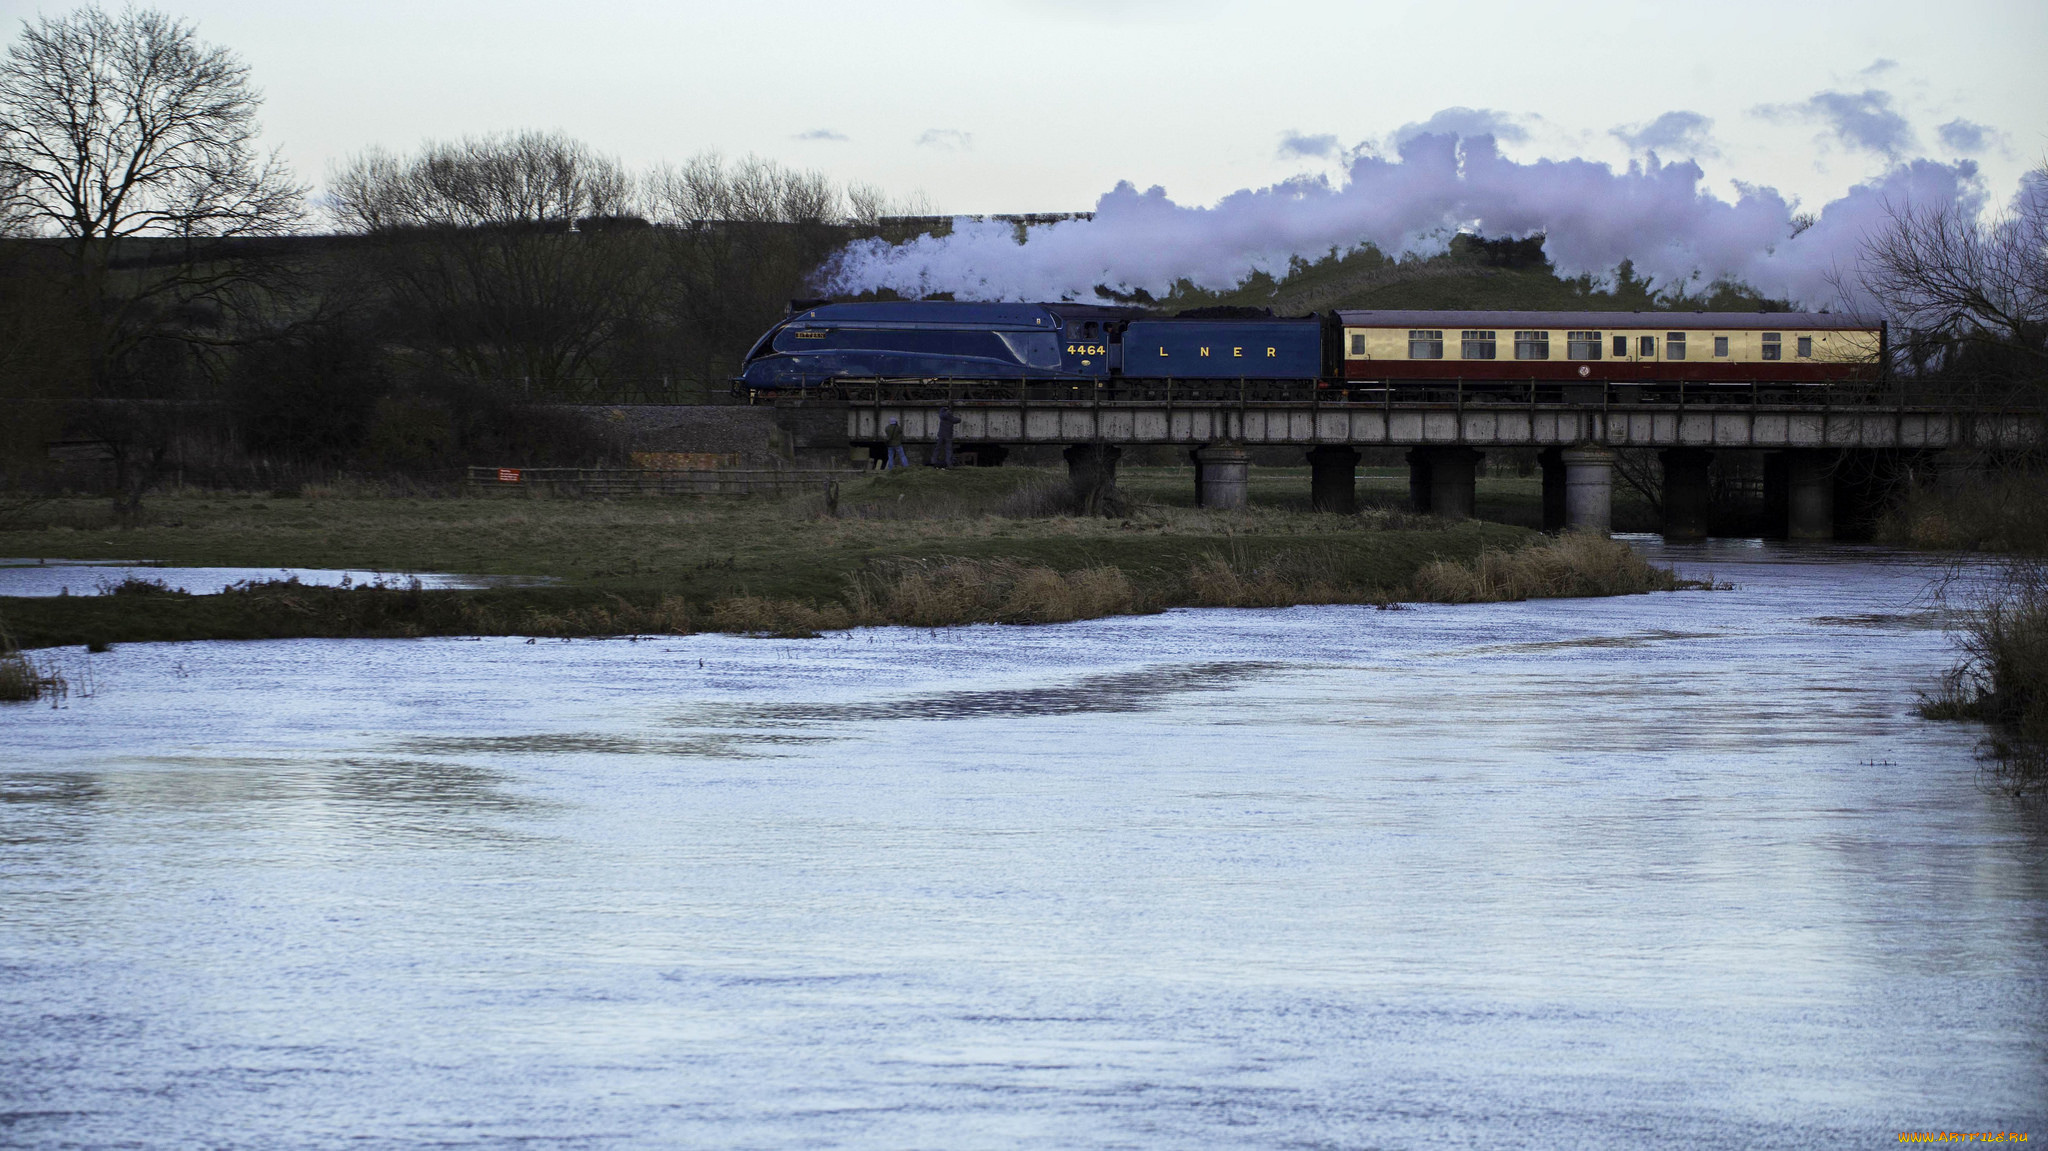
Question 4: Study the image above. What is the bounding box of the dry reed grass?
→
[707,558,1137,636]
[497,594,699,639]
[0,619,63,703]
[1409,532,1682,603]
[1920,559,2048,796]
[1183,549,1365,608]
[850,557,1136,627]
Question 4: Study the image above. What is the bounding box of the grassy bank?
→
[0,467,1683,649]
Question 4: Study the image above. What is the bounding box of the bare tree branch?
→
[1858,163,2048,389]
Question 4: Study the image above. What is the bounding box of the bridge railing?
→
[757,376,2045,412]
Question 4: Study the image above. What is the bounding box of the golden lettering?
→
[1232,347,1242,357]
[1159,347,1168,357]
[1267,347,1277,357]
[1199,347,1210,357]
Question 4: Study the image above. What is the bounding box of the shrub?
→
[1921,559,2048,796]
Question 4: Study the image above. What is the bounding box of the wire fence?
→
[465,466,851,498]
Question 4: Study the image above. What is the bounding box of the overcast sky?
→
[3,0,2041,220]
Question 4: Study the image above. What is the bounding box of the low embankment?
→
[0,468,1683,653]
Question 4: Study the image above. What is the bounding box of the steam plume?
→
[820,131,1991,309]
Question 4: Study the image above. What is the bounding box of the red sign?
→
[497,468,521,483]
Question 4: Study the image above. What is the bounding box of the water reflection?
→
[0,558,555,597]
[0,544,2042,1147]
[395,732,828,757]
[683,660,1286,727]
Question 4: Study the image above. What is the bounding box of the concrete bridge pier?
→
[1539,448,1566,532]
[1307,446,1361,514]
[1660,448,1713,540]
[1406,449,1433,513]
[1195,444,1250,509]
[1063,443,1123,513]
[1562,447,1615,535]
[1408,447,1481,519]
[1784,451,1835,540]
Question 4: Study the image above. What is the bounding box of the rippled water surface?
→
[3,540,2043,1148]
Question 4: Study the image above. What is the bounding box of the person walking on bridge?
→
[884,418,909,470]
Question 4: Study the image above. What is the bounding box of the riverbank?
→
[0,468,1682,650]
[1879,473,2048,554]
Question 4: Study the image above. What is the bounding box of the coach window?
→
[1798,336,1814,357]
[1514,330,1550,360]
[1350,333,1366,355]
[1761,332,1782,361]
[1568,331,1603,360]
[1714,336,1730,357]
[1461,330,1497,360]
[1408,330,1443,359]
[1613,335,1628,358]
[1666,332,1686,360]
[1638,335,1656,358]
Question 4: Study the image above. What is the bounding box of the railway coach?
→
[1335,310,1885,385]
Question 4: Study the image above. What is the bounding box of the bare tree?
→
[646,153,840,226]
[0,6,304,512]
[331,133,632,233]
[1858,164,2048,390]
[328,132,651,392]
[644,152,929,228]
[0,7,301,241]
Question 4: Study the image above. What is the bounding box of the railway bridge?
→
[780,380,2046,539]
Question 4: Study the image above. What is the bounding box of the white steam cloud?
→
[821,129,1991,309]
[1757,89,1917,156]
[1611,111,1717,158]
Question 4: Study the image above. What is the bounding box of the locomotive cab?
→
[1046,305,1140,378]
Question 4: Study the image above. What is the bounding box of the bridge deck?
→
[839,400,2041,450]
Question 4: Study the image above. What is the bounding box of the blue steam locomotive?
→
[734,300,1329,394]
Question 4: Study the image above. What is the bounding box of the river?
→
[2,540,2042,1148]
